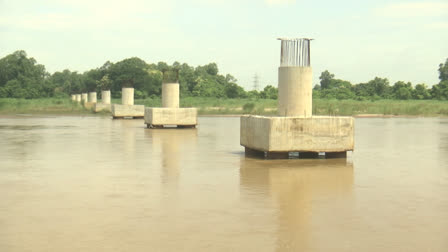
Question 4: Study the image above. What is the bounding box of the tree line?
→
[0,50,447,100]
[313,62,448,100]
[0,50,247,99]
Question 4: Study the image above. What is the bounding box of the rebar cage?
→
[278,38,313,67]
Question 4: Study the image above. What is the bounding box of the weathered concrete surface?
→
[278,67,312,117]
[122,88,134,105]
[71,95,76,101]
[112,104,144,118]
[101,90,111,104]
[162,83,179,108]
[94,103,111,112]
[84,102,95,109]
[240,115,354,152]
[144,107,197,126]
[88,92,97,103]
[75,94,81,102]
[81,93,88,103]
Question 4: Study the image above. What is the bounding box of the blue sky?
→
[0,0,447,90]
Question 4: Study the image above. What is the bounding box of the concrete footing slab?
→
[111,104,144,119]
[84,102,95,110]
[241,115,354,159]
[144,107,197,128]
[94,103,111,113]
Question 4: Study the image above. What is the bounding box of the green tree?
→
[368,77,391,98]
[432,81,448,100]
[144,69,162,97]
[413,83,431,99]
[319,70,335,89]
[97,74,112,90]
[316,75,354,100]
[0,50,250,99]
[83,69,101,92]
[353,83,373,99]
[178,63,196,95]
[260,85,278,99]
[109,57,149,89]
[247,90,260,99]
[0,50,48,98]
[391,81,413,100]
[225,83,245,98]
[438,58,448,81]
[192,77,224,97]
[431,58,448,100]
[196,63,218,76]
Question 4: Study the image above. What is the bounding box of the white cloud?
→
[376,1,448,18]
[265,0,296,5]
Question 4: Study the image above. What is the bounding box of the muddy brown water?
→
[0,116,447,251]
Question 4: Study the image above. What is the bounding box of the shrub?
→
[243,102,255,113]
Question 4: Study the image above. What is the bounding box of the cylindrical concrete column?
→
[122,87,134,105]
[81,93,88,103]
[162,82,179,108]
[277,67,312,117]
[88,92,97,103]
[76,94,81,102]
[71,94,75,101]
[101,90,111,104]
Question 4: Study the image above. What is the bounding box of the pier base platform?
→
[84,102,95,110]
[94,103,111,113]
[144,107,197,128]
[111,104,144,119]
[241,115,354,159]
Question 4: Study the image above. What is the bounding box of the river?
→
[0,116,447,251]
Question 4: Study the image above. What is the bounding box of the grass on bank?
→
[0,97,447,116]
[131,97,448,116]
[313,99,448,116]
[0,98,92,115]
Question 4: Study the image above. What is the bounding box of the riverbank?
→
[0,98,91,115]
[0,98,447,117]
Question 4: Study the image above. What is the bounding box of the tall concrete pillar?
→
[162,82,179,108]
[122,87,134,105]
[81,93,88,103]
[75,94,81,102]
[88,92,97,103]
[71,94,75,101]
[277,67,312,117]
[101,90,111,104]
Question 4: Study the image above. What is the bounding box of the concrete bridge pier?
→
[162,82,179,108]
[81,93,88,103]
[111,87,144,119]
[101,90,111,104]
[88,92,97,103]
[122,87,134,105]
[278,66,312,117]
[94,90,111,112]
[83,92,97,109]
[145,70,197,128]
[240,38,354,159]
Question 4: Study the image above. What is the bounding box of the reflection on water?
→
[240,158,353,251]
[144,128,198,185]
[0,116,447,252]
